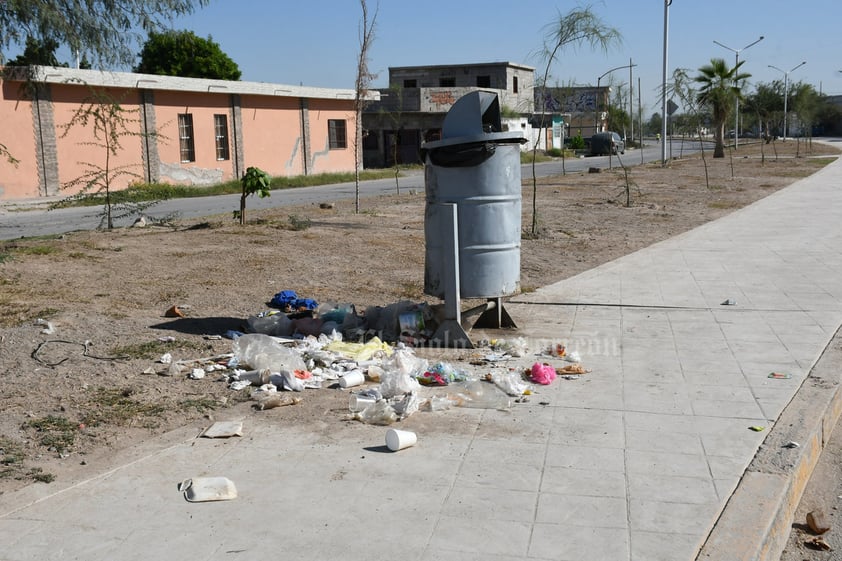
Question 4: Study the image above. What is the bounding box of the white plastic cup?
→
[349,394,376,412]
[338,370,365,388]
[385,428,417,452]
[236,369,270,386]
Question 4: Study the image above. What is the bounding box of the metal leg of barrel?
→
[430,203,474,348]
[469,297,517,329]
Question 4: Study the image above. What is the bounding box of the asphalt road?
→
[0,138,705,240]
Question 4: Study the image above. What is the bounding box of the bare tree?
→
[382,84,405,194]
[353,0,378,214]
[56,85,160,228]
[0,142,18,166]
[668,68,710,189]
[792,81,820,156]
[530,6,620,236]
[1,0,208,173]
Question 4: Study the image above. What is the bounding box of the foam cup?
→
[339,370,365,388]
[385,428,417,452]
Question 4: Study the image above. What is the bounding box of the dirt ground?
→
[0,139,838,496]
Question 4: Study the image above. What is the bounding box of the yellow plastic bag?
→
[325,337,392,362]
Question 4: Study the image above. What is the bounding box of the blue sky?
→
[11,0,842,116]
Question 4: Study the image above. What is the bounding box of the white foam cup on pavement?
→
[338,370,365,388]
[385,428,417,451]
[349,394,376,412]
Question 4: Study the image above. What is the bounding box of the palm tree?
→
[694,58,750,158]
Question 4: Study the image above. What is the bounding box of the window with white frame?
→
[214,114,230,161]
[178,114,195,163]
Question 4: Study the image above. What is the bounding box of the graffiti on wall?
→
[428,90,456,106]
[537,88,598,114]
[561,90,597,112]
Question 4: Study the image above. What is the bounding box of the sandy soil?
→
[0,139,837,495]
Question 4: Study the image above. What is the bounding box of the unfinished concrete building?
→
[362,62,534,168]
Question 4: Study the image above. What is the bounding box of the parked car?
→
[590,131,625,155]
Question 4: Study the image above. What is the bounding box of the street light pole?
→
[768,61,806,140]
[596,63,637,135]
[713,35,764,149]
[629,58,634,145]
[661,0,671,166]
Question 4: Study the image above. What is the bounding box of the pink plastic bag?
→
[530,362,557,385]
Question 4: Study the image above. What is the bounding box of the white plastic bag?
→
[392,392,421,420]
[494,337,528,357]
[491,370,532,396]
[269,370,304,392]
[232,333,306,372]
[383,348,427,378]
[379,368,421,399]
[356,400,398,425]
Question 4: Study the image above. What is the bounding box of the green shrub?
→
[568,134,586,150]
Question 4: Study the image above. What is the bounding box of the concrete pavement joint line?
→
[508,300,824,313]
[426,408,484,556]
[619,306,634,561]
[666,302,727,512]
[202,429,247,469]
[528,393,560,558]
[0,430,200,520]
[696,327,842,561]
[713,307,786,425]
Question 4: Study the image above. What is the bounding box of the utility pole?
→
[629,58,634,145]
[713,35,764,149]
[768,61,806,140]
[661,0,671,166]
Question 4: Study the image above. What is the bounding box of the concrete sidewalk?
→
[2,156,841,560]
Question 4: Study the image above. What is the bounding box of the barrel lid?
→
[423,91,525,150]
[423,131,526,150]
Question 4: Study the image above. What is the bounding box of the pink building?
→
[0,66,373,201]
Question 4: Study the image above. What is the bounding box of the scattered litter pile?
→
[235,290,438,345]
[143,290,596,428]
[204,331,524,423]
[148,305,593,427]
[144,296,597,502]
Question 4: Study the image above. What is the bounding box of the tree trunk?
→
[713,121,725,158]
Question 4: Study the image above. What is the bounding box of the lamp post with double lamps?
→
[713,35,764,148]
[768,61,806,140]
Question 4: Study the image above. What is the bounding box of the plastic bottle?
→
[449,380,512,410]
[245,313,294,336]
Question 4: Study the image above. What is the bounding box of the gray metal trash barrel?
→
[422,91,526,300]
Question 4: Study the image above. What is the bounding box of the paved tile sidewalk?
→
[1,156,840,560]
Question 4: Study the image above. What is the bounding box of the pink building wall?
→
[50,85,144,197]
[0,67,367,201]
[239,94,303,176]
[153,90,236,184]
[0,80,40,199]
[309,99,357,173]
